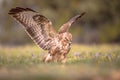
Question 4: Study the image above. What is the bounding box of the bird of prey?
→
[8,7,85,63]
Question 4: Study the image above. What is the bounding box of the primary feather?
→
[9,7,56,50]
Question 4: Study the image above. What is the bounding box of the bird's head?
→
[64,32,72,42]
[59,32,72,46]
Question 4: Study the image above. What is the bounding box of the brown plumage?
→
[8,7,85,63]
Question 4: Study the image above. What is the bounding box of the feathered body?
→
[8,7,85,63]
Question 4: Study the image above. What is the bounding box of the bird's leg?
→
[61,54,67,63]
[43,53,53,62]
[53,53,67,63]
[50,54,58,62]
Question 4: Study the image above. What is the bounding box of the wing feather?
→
[58,12,86,33]
[8,7,56,50]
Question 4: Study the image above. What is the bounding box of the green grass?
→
[0,44,120,80]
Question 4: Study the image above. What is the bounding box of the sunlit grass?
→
[0,44,120,80]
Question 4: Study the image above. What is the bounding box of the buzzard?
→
[8,7,85,63]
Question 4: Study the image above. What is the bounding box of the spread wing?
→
[8,7,56,50]
[58,12,86,33]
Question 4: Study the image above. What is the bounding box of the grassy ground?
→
[0,44,120,80]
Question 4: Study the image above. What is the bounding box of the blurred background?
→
[0,0,120,45]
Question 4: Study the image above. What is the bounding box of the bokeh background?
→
[0,0,120,45]
[0,1,120,80]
